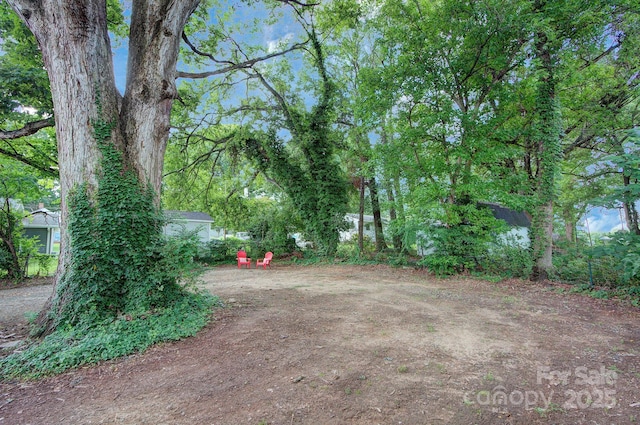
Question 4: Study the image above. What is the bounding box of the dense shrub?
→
[479,234,533,279]
[196,238,248,264]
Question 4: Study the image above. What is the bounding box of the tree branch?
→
[0,118,54,140]
[0,146,58,176]
[579,42,621,71]
[181,33,235,66]
[275,0,320,7]
[176,42,307,79]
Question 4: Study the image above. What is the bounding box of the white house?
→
[480,203,531,248]
[22,208,60,255]
[340,213,378,242]
[416,203,532,255]
[163,211,214,243]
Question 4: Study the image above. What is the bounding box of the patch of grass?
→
[0,292,219,380]
[501,295,517,305]
[429,362,446,373]
[473,273,503,283]
[397,365,409,373]
[534,402,564,418]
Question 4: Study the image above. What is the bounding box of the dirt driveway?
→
[1,264,639,424]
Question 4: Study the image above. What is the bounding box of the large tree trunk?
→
[384,178,403,252]
[531,200,555,280]
[6,0,199,334]
[358,176,365,253]
[369,177,387,252]
[622,174,640,235]
[529,9,561,282]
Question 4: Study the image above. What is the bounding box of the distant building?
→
[22,208,60,255]
[163,211,214,243]
[479,202,531,248]
[340,213,379,242]
[417,203,532,255]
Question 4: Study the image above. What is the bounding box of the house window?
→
[365,223,371,231]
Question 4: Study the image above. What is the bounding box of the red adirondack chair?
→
[256,252,273,269]
[237,250,251,269]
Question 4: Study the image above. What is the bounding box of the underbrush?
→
[552,283,640,307]
[0,291,219,380]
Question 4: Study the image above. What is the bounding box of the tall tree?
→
[529,5,562,280]
[238,20,349,255]
[4,0,210,335]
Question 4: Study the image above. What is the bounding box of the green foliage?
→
[239,118,348,257]
[0,2,52,116]
[0,291,218,380]
[247,216,298,257]
[479,235,533,279]
[590,232,640,284]
[336,233,375,259]
[0,199,32,279]
[418,204,500,276]
[551,236,639,299]
[419,254,461,278]
[0,159,50,279]
[33,253,55,277]
[42,114,207,334]
[196,238,247,265]
[0,3,57,176]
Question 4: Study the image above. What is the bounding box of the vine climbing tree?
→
[4,0,201,335]
[236,17,348,255]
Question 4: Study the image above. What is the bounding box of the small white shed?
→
[340,213,378,242]
[479,203,531,247]
[163,211,214,243]
[22,208,60,255]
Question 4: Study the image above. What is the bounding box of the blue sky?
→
[581,206,627,234]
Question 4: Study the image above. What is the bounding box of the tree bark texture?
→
[622,174,640,235]
[529,13,561,282]
[368,177,388,252]
[358,176,365,253]
[6,0,199,333]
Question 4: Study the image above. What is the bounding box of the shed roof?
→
[165,210,214,222]
[479,203,531,228]
[22,209,60,228]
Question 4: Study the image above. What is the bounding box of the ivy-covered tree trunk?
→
[622,174,640,235]
[369,177,387,252]
[6,0,199,335]
[529,12,562,282]
[358,176,365,253]
[241,25,347,256]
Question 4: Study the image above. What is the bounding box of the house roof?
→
[165,210,213,222]
[345,213,375,222]
[479,203,531,228]
[22,208,60,228]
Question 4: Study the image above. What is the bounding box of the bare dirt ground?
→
[1,264,639,425]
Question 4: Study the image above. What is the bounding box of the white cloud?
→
[266,32,294,53]
[580,207,626,233]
